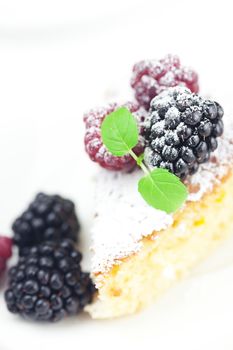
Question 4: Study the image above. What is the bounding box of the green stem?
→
[129,150,150,175]
[128,149,138,162]
[140,160,150,176]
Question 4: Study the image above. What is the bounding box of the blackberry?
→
[4,240,96,322]
[12,193,80,255]
[144,87,224,180]
[84,101,146,171]
[131,54,199,110]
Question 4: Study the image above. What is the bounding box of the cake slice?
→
[85,127,233,319]
[83,85,233,319]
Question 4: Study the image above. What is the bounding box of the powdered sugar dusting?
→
[91,123,233,276]
[144,86,225,179]
[131,54,199,110]
[91,170,173,275]
[83,101,146,171]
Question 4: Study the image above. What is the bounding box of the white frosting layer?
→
[91,127,233,275]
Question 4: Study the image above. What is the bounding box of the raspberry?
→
[144,87,224,180]
[0,236,12,276]
[131,54,199,110]
[84,102,146,171]
[12,193,80,255]
[4,239,96,322]
[0,236,12,260]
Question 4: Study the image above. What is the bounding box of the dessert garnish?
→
[12,193,80,255]
[0,236,12,277]
[101,106,188,214]
[144,87,224,179]
[131,54,199,110]
[4,239,95,322]
[84,102,145,171]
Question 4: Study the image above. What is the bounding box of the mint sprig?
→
[101,107,188,214]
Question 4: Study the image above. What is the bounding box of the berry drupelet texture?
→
[144,87,224,180]
[84,101,146,171]
[4,240,96,322]
[12,193,80,255]
[131,54,199,110]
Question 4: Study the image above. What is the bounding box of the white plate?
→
[0,1,233,349]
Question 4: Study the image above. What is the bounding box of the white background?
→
[0,1,233,349]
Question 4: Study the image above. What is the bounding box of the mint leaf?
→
[138,168,188,214]
[100,106,188,214]
[101,107,139,156]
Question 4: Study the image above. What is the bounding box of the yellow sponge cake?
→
[86,131,233,318]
